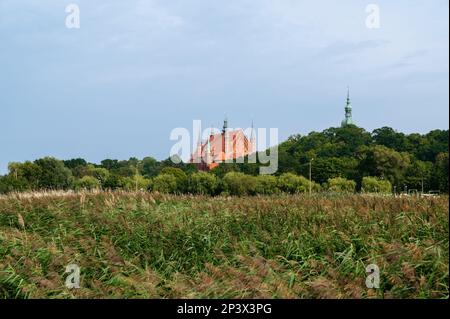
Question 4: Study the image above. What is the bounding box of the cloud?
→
[314,40,389,59]
[0,0,448,174]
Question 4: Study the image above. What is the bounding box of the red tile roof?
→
[190,130,255,170]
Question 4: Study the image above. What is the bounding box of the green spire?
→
[222,117,228,134]
[346,86,350,105]
[341,86,355,127]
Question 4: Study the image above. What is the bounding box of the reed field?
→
[0,191,448,299]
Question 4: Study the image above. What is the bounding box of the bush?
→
[87,166,110,186]
[160,167,188,193]
[222,172,257,196]
[103,174,127,190]
[255,175,279,195]
[0,175,29,193]
[123,175,153,191]
[189,172,218,195]
[34,157,73,189]
[277,173,315,194]
[153,174,178,194]
[74,176,101,190]
[326,177,356,193]
[362,176,392,193]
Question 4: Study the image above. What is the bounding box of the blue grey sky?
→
[0,0,448,173]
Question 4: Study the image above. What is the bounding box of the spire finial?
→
[347,86,350,103]
[222,115,228,134]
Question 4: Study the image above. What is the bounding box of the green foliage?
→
[372,127,408,151]
[277,173,318,194]
[0,175,29,193]
[404,160,433,192]
[222,172,258,196]
[141,157,159,177]
[255,175,279,195]
[189,172,218,195]
[434,152,449,193]
[33,157,73,189]
[0,126,448,195]
[73,176,101,190]
[326,177,356,193]
[361,177,392,193]
[153,174,178,194]
[103,174,127,190]
[358,145,410,186]
[122,175,153,191]
[160,167,188,193]
[63,158,87,169]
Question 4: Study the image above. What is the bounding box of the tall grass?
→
[0,191,448,298]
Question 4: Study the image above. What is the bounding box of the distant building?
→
[190,119,255,171]
[341,87,355,127]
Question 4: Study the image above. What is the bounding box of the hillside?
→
[0,126,448,195]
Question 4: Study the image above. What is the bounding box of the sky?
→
[0,0,448,173]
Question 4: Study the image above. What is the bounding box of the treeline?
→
[236,126,449,193]
[0,126,448,195]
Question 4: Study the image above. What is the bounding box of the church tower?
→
[341,87,355,127]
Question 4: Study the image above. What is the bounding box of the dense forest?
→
[0,126,448,195]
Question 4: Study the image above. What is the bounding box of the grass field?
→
[0,191,448,299]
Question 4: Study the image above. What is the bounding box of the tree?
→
[302,157,358,185]
[103,174,127,190]
[326,177,356,193]
[255,175,279,195]
[153,174,178,194]
[361,177,392,193]
[222,172,257,196]
[141,157,160,177]
[277,173,318,194]
[189,172,218,195]
[88,166,110,186]
[34,157,72,189]
[433,152,449,193]
[372,127,407,151]
[0,175,30,193]
[122,175,152,191]
[73,176,100,191]
[358,145,410,186]
[7,161,42,190]
[404,160,433,192]
[63,158,88,169]
[159,167,188,193]
[322,126,372,156]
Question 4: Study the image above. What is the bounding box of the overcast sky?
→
[0,0,448,173]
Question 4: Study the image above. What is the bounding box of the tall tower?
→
[222,117,228,134]
[341,87,355,127]
[222,117,228,158]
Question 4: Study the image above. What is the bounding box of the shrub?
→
[73,176,101,190]
[34,157,73,189]
[103,174,127,190]
[326,177,356,193]
[189,172,218,195]
[222,172,257,196]
[255,175,279,195]
[87,166,110,185]
[160,167,188,193]
[277,173,313,194]
[0,175,30,193]
[362,176,392,193]
[153,174,178,194]
[123,175,153,191]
